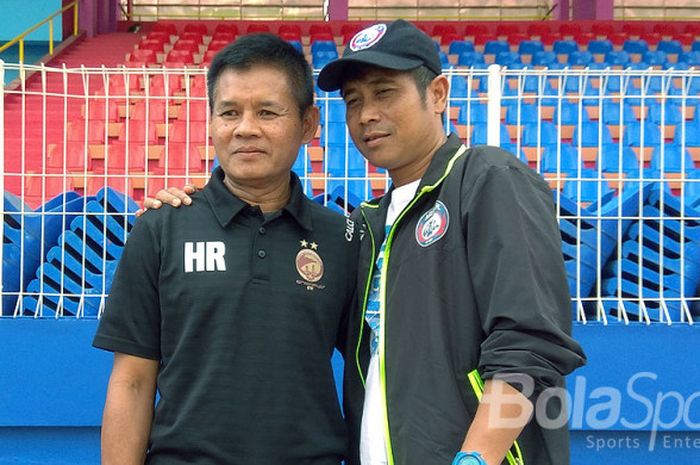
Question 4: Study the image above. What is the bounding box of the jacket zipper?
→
[368,144,467,465]
[356,205,378,387]
[467,369,526,465]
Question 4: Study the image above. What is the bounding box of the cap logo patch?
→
[415,201,449,247]
[350,24,387,52]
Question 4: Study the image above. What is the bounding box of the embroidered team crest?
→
[415,201,449,247]
[296,240,326,290]
[349,24,387,52]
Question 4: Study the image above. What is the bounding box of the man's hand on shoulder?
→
[135,184,198,217]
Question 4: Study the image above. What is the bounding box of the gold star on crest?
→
[300,239,308,248]
[310,242,318,250]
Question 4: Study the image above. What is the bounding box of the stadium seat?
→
[152,23,177,36]
[587,39,613,55]
[553,102,590,125]
[448,40,475,56]
[483,40,510,56]
[457,51,484,66]
[573,122,614,146]
[505,103,539,124]
[562,168,613,204]
[600,101,638,124]
[496,24,520,37]
[448,75,469,98]
[129,49,157,65]
[48,142,92,172]
[623,121,663,147]
[106,143,147,172]
[553,39,579,55]
[246,24,270,34]
[495,51,520,66]
[172,39,200,53]
[518,40,544,55]
[591,23,615,37]
[532,50,556,66]
[623,39,649,55]
[168,120,208,144]
[599,143,640,173]
[180,31,204,45]
[83,100,119,122]
[623,23,647,37]
[118,121,159,144]
[643,51,668,67]
[177,100,208,122]
[605,50,631,66]
[311,40,337,55]
[325,145,366,177]
[68,119,107,144]
[527,23,552,37]
[457,102,488,125]
[648,102,682,125]
[471,123,510,145]
[679,51,700,66]
[673,119,700,146]
[211,31,236,43]
[650,144,695,172]
[541,144,583,174]
[130,100,167,122]
[656,40,683,55]
[184,23,208,36]
[521,121,559,147]
[568,51,593,66]
[158,143,203,173]
[559,23,582,37]
[166,49,195,65]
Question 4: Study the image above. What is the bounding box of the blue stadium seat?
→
[320,121,350,147]
[573,122,614,146]
[684,171,700,208]
[623,39,649,55]
[568,51,593,66]
[457,102,488,124]
[532,50,557,66]
[505,103,539,124]
[623,121,663,147]
[643,51,668,67]
[648,102,682,125]
[310,40,337,55]
[656,40,683,55]
[600,101,637,125]
[518,40,544,55]
[439,51,449,67]
[553,101,590,125]
[587,39,613,55]
[673,119,700,146]
[293,145,312,176]
[679,51,700,66]
[605,50,631,66]
[471,123,510,145]
[448,40,475,56]
[325,144,366,177]
[495,51,521,66]
[312,51,338,69]
[483,40,510,56]
[319,101,346,123]
[448,75,469,98]
[542,144,583,173]
[287,40,303,54]
[649,144,695,173]
[562,168,614,203]
[522,121,559,146]
[692,40,700,52]
[457,51,485,66]
[553,39,578,55]
[598,143,640,173]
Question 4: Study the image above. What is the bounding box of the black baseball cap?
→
[317,19,442,92]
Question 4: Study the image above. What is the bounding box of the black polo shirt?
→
[93,168,360,465]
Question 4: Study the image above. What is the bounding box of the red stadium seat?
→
[146,31,171,45]
[684,24,700,36]
[82,100,119,122]
[608,32,628,47]
[339,23,361,38]
[147,74,184,94]
[247,23,270,34]
[496,24,520,37]
[207,40,229,52]
[653,23,678,37]
[559,23,583,37]
[129,48,157,65]
[527,23,552,37]
[676,33,695,47]
[575,32,596,44]
[172,39,200,53]
[215,23,239,35]
[432,24,457,37]
[279,24,302,37]
[152,23,177,36]
[168,120,208,144]
[48,142,92,172]
[177,101,208,122]
[24,175,75,208]
[130,100,167,122]
[211,31,236,43]
[508,32,530,44]
[540,32,562,46]
[158,143,203,174]
[166,49,195,65]
[180,31,204,44]
[641,33,662,47]
[474,33,497,46]
[68,119,107,144]
[118,121,159,144]
[138,39,166,53]
[465,24,489,38]
[202,50,218,65]
[591,23,615,38]
[623,23,646,37]
[184,23,208,36]
[441,32,463,46]
[106,143,147,172]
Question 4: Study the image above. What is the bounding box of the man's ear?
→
[301,105,320,144]
[430,75,450,115]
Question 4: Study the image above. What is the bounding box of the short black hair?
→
[207,33,314,116]
[339,64,438,106]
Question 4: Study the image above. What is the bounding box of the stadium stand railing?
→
[2,20,700,326]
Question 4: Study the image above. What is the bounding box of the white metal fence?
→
[2,61,699,324]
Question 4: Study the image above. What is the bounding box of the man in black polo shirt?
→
[93,35,363,465]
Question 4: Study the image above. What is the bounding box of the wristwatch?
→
[452,451,487,465]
